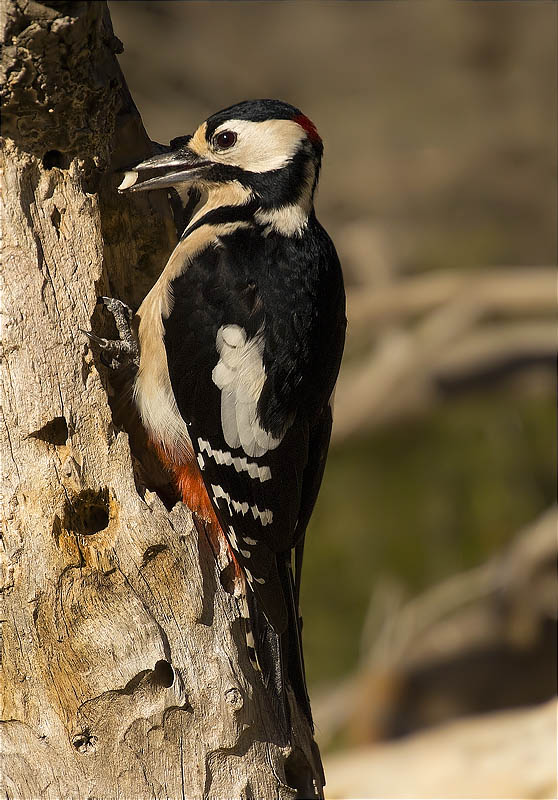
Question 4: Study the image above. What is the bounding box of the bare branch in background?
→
[333,267,555,442]
[314,507,557,747]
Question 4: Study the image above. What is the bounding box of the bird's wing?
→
[162,244,313,634]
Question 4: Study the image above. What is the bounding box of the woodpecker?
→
[94,99,346,730]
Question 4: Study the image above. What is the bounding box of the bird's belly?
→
[134,281,194,463]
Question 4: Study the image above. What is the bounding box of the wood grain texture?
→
[0,2,323,797]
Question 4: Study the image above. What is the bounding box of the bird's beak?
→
[117,139,211,193]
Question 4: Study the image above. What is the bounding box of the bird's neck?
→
[253,159,317,237]
[186,181,255,229]
[184,160,317,239]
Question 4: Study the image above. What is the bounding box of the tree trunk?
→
[0,2,324,797]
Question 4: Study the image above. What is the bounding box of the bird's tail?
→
[247,554,313,735]
[279,554,313,728]
[171,457,312,733]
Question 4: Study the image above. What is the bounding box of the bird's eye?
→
[213,130,237,150]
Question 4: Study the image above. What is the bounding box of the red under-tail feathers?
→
[151,441,242,579]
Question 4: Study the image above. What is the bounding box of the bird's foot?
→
[81,297,139,371]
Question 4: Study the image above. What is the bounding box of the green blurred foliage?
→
[302,380,555,685]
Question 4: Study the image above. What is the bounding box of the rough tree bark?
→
[0,2,324,798]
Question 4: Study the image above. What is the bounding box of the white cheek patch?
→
[211,484,273,527]
[210,119,306,173]
[211,324,283,458]
[197,438,271,482]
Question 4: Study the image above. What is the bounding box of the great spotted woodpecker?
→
[91,100,346,730]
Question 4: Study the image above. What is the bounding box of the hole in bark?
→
[219,561,237,595]
[29,416,68,445]
[284,747,317,798]
[153,659,174,688]
[142,543,168,565]
[72,729,97,754]
[52,514,62,545]
[63,488,110,536]
[51,206,61,237]
[42,150,69,170]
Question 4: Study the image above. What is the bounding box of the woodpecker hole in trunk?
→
[62,488,110,536]
[29,416,69,446]
[72,729,98,754]
[153,659,175,688]
[42,150,70,170]
[219,561,237,595]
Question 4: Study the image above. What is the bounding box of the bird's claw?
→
[81,296,140,371]
[98,296,134,323]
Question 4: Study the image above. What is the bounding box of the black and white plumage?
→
[119,99,346,729]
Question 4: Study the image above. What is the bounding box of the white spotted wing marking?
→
[211,485,273,527]
[245,568,266,585]
[228,526,239,550]
[211,325,285,458]
[197,438,271,482]
[251,506,272,526]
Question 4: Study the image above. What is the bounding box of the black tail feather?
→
[247,554,313,735]
[247,587,290,735]
[279,554,313,729]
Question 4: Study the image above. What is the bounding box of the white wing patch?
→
[211,324,283,457]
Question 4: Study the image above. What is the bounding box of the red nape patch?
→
[292,113,322,144]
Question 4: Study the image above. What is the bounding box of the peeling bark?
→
[0,2,324,797]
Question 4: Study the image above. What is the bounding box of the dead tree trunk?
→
[0,2,324,797]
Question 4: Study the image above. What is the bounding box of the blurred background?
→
[109,2,556,796]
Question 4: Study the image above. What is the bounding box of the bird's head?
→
[119,99,323,211]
